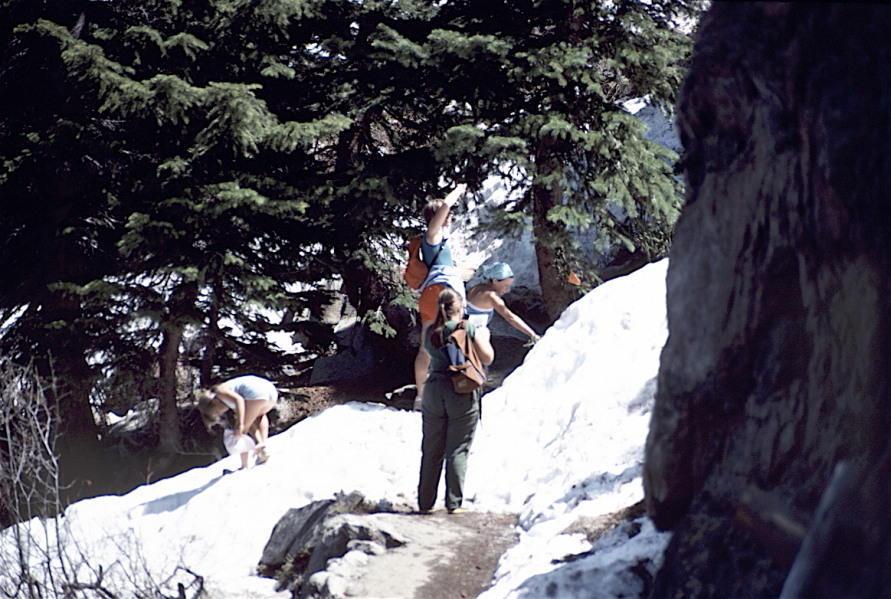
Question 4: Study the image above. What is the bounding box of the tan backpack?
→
[443,321,487,393]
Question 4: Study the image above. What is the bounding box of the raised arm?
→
[490,292,540,341]
[426,184,466,246]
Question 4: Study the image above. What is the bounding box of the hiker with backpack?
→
[408,183,469,409]
[418,287,494,514]
[465,262,541,342]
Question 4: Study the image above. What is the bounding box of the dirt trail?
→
[347,511,519,599]
[271,332,533,598]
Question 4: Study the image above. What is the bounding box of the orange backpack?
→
[403,236,427,290]
[403,236,445,291]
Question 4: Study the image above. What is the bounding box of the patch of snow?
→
[1,259,671,599]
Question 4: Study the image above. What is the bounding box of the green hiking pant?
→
[418,373,481,511]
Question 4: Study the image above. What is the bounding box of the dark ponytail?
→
[430,287,463,349]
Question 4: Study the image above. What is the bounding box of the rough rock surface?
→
[259,492,371,574]
[644,4,891,598]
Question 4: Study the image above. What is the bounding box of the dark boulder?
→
[257,491,409,598]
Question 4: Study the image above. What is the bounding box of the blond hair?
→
[195,388,224,431]
[430,287,464,350]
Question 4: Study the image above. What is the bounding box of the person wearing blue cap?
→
[465,263,540,341]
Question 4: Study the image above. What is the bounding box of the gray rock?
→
[346,539,386,556]
[259,499,335,570]
[257,491,414,598]
[384,384,416,407]
[501,286,549,331]
[309,345,375,385]
[259,491,366,570]
[303,514,408,583]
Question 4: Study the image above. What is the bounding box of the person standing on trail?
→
[418,287,494,514]
[413,183,469,409]
[197,375,278,470]
[465,262,540,342]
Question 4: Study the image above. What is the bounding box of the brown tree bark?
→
[22,290,105,504]
[200,288,220,387]
[644,4,891,598]
[532,135,581,324]
[157,320,184,459]
[153,280,198,475]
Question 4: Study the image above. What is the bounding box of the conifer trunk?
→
[27,291,104,505]
[200,289,220,387]
[532,135,580,324]
[646,5,891,597]
[157,321,183,460]
[156,280,197,470]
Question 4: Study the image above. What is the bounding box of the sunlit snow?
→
[1,259,671,599]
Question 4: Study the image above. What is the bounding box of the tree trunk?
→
[157,320,183,458]
[532,135,581,324]
[644,5,891,597]
[154,280,198,475]
[49,349,105,506]
[200,289,220,387]
[23,292,100,445]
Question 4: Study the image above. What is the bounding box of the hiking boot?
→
[255,446,270,465]
[447,508,467,514]
[418,508,434,515]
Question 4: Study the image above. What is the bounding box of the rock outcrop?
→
[257,491,410,598]
[644,4,891,598]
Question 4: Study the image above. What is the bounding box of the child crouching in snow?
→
[197,375,278,470]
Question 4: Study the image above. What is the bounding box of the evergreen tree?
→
[385,0,697,320]
[0,0,696,488]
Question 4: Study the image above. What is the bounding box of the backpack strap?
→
[421,236,447,268]
[454,319,473,338]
